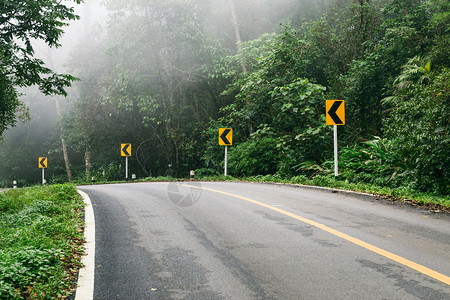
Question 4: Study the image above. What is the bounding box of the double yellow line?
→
[183,184,450,286]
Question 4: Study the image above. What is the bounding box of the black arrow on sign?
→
[328,101,344,125]
[122,144,130,156]
[40,158,47,168]
[220,129,231,145]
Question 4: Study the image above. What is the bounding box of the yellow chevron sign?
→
[121,143,131,156]
[39,157,47,168]
[219,128,232,146]
[326,100,345,125]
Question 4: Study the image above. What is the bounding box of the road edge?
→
[75,190,95,300]
[264,181,377,201]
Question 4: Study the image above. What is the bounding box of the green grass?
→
[241,174,450,210]
[0,184,84,299]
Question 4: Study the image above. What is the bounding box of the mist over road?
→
[79,182,450,299]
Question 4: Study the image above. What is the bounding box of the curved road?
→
[79,182,450,299]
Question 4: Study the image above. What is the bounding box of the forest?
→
[0,0,448,196]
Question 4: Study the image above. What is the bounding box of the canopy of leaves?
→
[0,0,82,136]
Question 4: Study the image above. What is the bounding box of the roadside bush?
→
[228,136,281,177]
[384,68,450,194]
[338,138,409,187]
[0,248,67,299]
[291,175,309,184]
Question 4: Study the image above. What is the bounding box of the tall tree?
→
[228,0,247,73]
[44,48,74,182]
[0,0,82,136]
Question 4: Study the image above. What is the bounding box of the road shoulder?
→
[75,190,95,300]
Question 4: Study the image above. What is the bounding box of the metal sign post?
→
[219,128,233,176]
[126,156,129,179]
[224,146,228,176]
[326,100,345,179]
[121,143,131,180]
[39,157,47,185]
[334,125,338,179]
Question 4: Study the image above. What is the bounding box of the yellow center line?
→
[183,184,450,286]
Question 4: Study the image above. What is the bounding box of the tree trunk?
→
[228,0,247,73]
[85,148,92,181]
[228,0,254,134]
[358,0,370,52]
[55,97,73,182]
[45,46,73,183]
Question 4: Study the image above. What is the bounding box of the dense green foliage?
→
[0,0,82,136]
[385,68,450,194]
[0,184,84,299]
[0,0,448,196]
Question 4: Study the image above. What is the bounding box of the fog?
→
[1,0,333,185]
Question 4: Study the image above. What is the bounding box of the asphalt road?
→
[79,182,450,299]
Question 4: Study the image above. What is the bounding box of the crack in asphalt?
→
[183,217,276,300]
